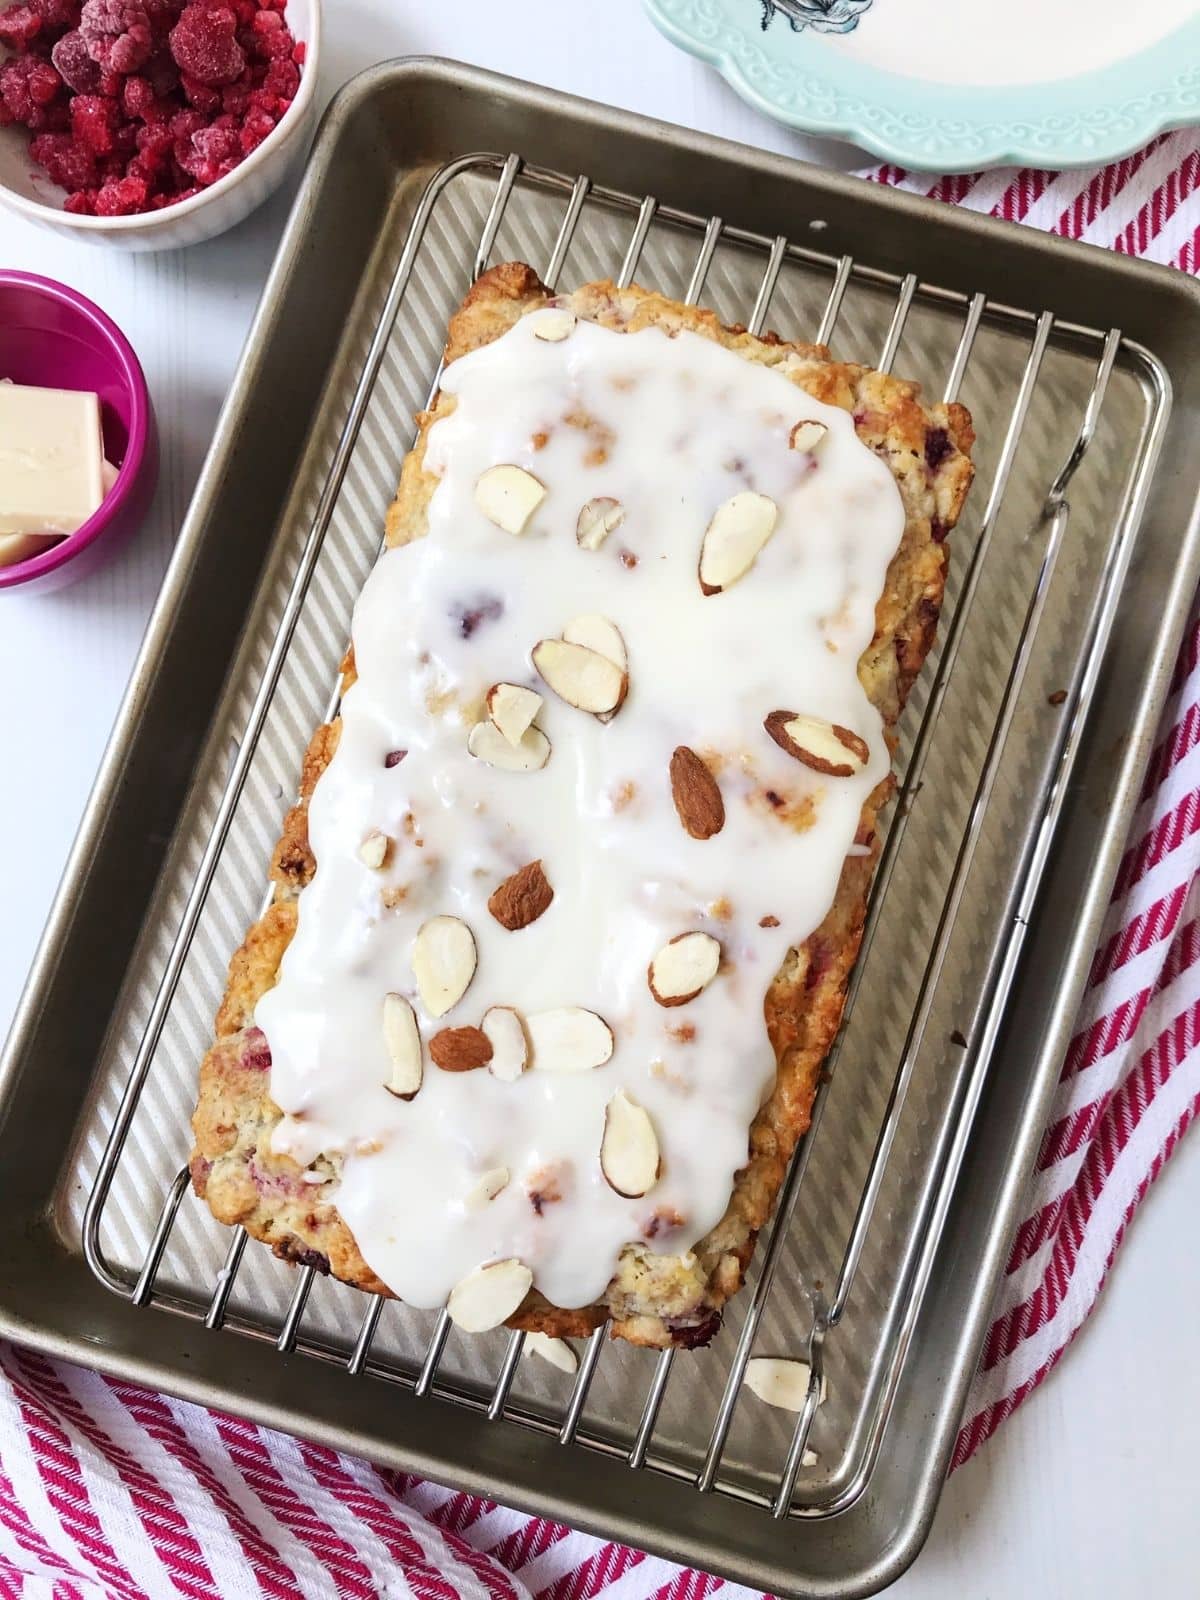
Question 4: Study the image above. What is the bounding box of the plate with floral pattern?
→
[645,0,1200,172]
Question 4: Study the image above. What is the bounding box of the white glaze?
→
[255,310,905,1313]
[824,0,1199,87]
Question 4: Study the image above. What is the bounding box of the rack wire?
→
[80,150,1169,1521]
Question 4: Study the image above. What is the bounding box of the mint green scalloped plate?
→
[646,0,1200,171]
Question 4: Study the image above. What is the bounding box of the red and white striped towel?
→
[3,129,1200,1600]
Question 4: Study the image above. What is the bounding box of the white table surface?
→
[3,4,1198,1595]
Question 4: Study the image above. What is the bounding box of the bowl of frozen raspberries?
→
[0,0,320,248]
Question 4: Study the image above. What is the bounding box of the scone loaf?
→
[192,263,974,1349]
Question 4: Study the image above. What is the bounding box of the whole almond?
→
[669,746,725,840]
[764,710,869,777]
[430,1026,494,1072]
[488,859,554,931]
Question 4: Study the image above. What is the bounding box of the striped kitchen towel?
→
[2,130,1199,1600]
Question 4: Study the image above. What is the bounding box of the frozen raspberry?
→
[0,56,64,128]
[251,21,289,59]
[93,171,147,212]
[64,188,94,212]
[179,69,219,109]
[30,128,97,188]
[141,43,178,94]
[178,117,237,181]
[291,38,303,64]
[219,71,249,113]
[70,90,120,151]
[51,29,102,92]
[79,0,152,71]
[0,4,43,49]
[237,99,271,152]
[169,3,244,87]
[260,55,295,99]
[29,0,79,29]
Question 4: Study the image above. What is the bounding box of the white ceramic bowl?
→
[0,0,320,251]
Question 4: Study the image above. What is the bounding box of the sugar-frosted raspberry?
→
[51,29,102,92]
[0,56,64,127]
[29,0,80,29]
[93,171,147,212]
[180,68,219,109]
[30,128,97,187]
[79,0,152,71]
[0,4,44,49]
[260,55,295,99]
[237,98,271,152]
[69,89,120,151]
[169,3,243,86]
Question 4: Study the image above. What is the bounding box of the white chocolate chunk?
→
[526,1007,613,1072]
[744,1358,828,1412]
[482,1006,529,1081]
[698,491,778,594]
[412,915,477,1018]
[447,1258,533,1332]
[487,682,543,748]
[467,719,551,772]
[648,932,722,1007]
[600,1090,660,1197]
[382,993,422,1099]
[523,1332,578,1374]
[474,464,546,535]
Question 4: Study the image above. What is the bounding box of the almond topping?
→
[382,993,422,1099]
[533,637,626,715]
[474,464,546,536]
[465,1167,510,1210]
[530,308,577,342]
[698,490,778,595]
[562,614,628,721]
[648,931,722,1007]
[527,1007,614,1073]
[358,830,390,870]
[446,1258,533,1332]
[430,1025,493,1071]
[412,915,477,1017]
[488,859,554,931]
[764,711,869,777]
[600,1090,661,1198]
[487,682,543,748]
[789,420,829,453]
[523,1332,578,1374]
[744,1358,828,1413]
[482,1006,529,1081]
[669,746,725,839]
[576,496,625,551]
[467,719,551,772]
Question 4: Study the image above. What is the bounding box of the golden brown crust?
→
[192,263,974,1348]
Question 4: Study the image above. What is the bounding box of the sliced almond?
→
[412,915,477,1018]
[524,1332,578,1374]
[446,1258,533,1332]
[483,1006,529,1081]
[764,711,869,777]
[669,746,725,840]
[533,637,626,715]
[468,719,551,772]
[488,859,554,931]
[487,682,543,748]
[474,464,546,536]
[699,490,778,595]
[465,1166,510,1210]
[430,1025,493,1071]
[648,931,722,1007]
[600,1089,661,1198]
[562,615,628,721]
[530,307,577,342]
[358,829,390,870]
[744,1357,828,1413]
[382,993,422,1099]
[789,420,829,453]
[576,496,625,551]
[527,1007,613,1073]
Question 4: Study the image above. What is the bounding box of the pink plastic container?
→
[0,271,156,594]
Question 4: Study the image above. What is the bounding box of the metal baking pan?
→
[4,59,1200,1598]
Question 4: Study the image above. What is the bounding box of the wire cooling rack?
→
[72,149,1167,1521]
